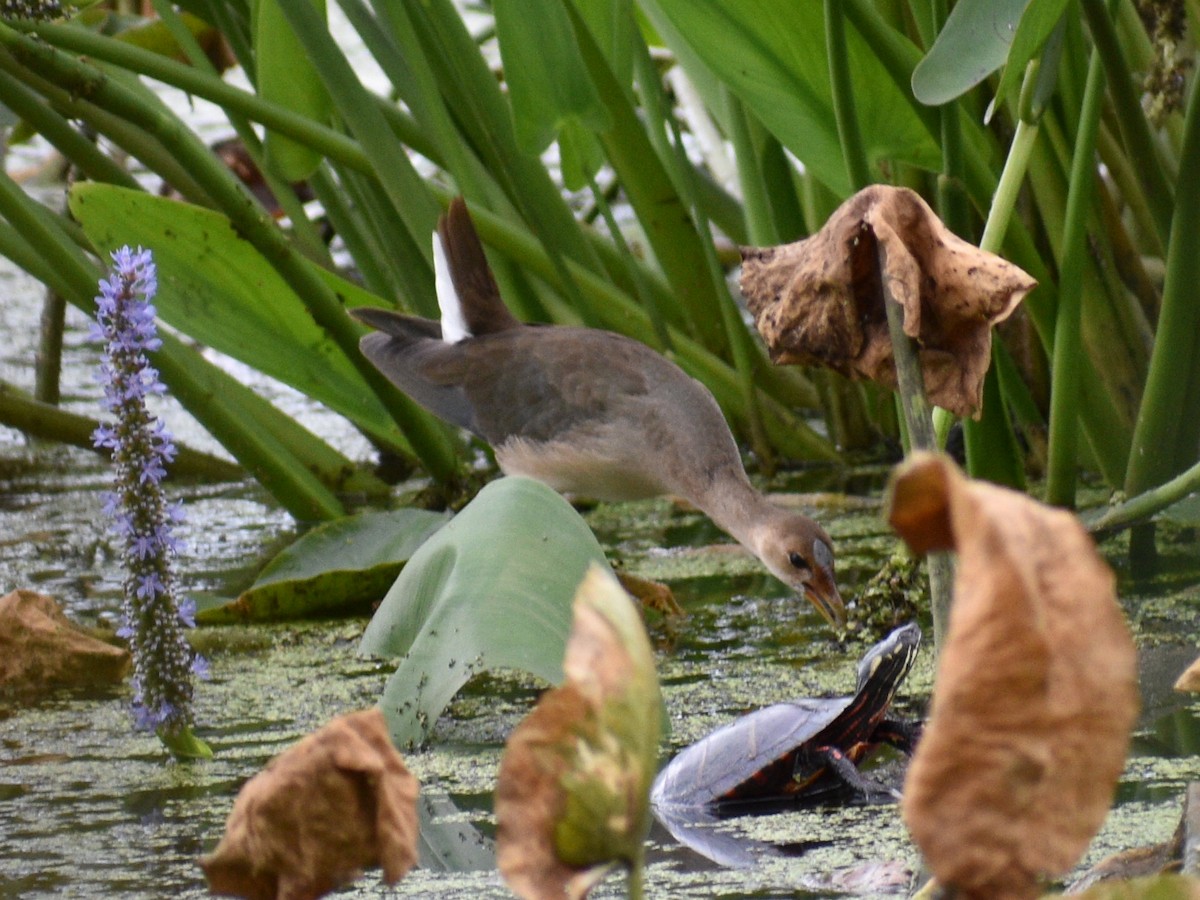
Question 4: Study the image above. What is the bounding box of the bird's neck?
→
[686,465,782,554]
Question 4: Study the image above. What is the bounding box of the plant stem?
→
[825,0,871,191]
[1090,458,1200,532]
[1045,42,1105,507]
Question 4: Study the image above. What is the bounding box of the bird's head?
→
[757,516,845,629]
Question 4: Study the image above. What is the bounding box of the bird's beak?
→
[804,569,846,630]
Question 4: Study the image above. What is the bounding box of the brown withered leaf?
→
[1174,655,1200,692]
[201,708,418,900]
[0,588,130,696]
[887,453,1138,900]
[741,185,1036,417]
[495,564,662,900]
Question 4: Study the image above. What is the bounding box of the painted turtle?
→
[652,621,922,814]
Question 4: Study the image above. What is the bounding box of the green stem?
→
[1124,39,1200,556]
[1045,40,1106,508]
[0,22,462,485]
[978,117,1039,255]
[1091,457,1200,533]
[825,0,871,191]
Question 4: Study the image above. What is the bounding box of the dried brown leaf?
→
[888,453,1139,900]
[0,589,130,695]
[741,185,1036,417]
[201,708,418,900]
[495,565,661,900]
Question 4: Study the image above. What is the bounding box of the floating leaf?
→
[888,453,1139,900]
[201,708,418,900]
[495,565,662,899]
[358,477,611,748]
[741,185,1035,418]
[199,509,450,624]
[0,589,129,697]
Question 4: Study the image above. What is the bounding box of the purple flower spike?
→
[93,246,206,745]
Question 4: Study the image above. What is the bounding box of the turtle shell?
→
[651,622,921,811]
[651,696,850,810]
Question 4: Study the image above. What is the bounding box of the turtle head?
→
[856,621,922,701]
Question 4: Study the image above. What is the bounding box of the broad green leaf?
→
[640,0,940,195]
[911,0,1029,106]
[359,477,611,748]
[69,184,408,450]
[495,0,611,155]
[987,0,1071,122]
[254,0,331,181]
[199,509,451,623]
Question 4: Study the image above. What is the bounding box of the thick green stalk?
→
[0,170,350,519]
[0,23,462,485]
[0,380,242,480]
[1093,456,1200,532]
[1080,0,1174,246]
[825,0,872,191]
[0,69,138,189]
[567,2,731,354]
[1045,46,1106,507]
[1125,63,1200,496]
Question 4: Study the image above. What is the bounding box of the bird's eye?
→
[788,551,811,572]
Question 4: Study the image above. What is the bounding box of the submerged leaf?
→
[741,185,1035,418]
[495,565,662,899]
[199,509,450,623]
[887,453,1139,900]
[0,589,130,697]
[201,708,418,900]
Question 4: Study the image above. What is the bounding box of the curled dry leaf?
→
[887,453,1139,900]
[1174,655,1200,693]
[740,185,1036,417]
[495,564,662,899]
[0,588,130,696]
[201,708,418,900]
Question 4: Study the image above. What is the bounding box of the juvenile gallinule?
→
[352,199,845,628]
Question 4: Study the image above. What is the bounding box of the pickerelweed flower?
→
[92,246,210,758]
[0,0,63,19]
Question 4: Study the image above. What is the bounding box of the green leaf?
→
[68,183,409,450]
[987,0,1071,122]
[494,0,611,155]
[199,509,451,623]
[911,0,1029,106]
[254,0,331,181]
[640,0,939,195]
[358,477,611,748]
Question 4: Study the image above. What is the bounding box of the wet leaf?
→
[200,708,418,900]
[199,509,450,623]
[741,185,1036,418]
[0,589,130,697]
[359,477,610,748]
[495,565,662,899]
[887,453,1139,900]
